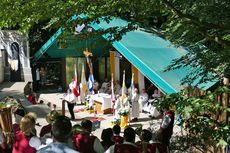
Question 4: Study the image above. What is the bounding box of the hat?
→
[46,110,61,124]
[72,124,84,134]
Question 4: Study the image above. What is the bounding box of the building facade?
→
[0,30,32,82]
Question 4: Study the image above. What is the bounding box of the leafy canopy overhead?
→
[1,0,230,85]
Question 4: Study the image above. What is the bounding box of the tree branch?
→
[160,0,230,31]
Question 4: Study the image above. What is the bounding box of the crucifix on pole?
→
[83,48,93,74]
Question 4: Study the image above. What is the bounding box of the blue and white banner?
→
[88,72,94,93]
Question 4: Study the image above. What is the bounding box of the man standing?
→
[63,89,76,120]
[40,67,47,89]
[37,116,79,153]
[131,88,139,122]
[158,105,175,149]
[35,68,40,91]
[69,79,75,91]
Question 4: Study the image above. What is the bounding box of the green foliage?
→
[1,0,230,85]
[66,57,77,85]
[157,86,230,150]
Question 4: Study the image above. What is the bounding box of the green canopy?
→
[90,18,216,93]
[33,17,216,94]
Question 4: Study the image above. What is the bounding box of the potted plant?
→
[84,105,94,113]
[84,95,91,106]
[0,96,25,149]
[110,119,121,127]
[118,108,129,129]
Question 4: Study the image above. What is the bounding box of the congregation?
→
[7,69,176,153]
[0,103,174,153]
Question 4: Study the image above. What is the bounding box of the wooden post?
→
[62,100,65,115]
[222,78,229,122]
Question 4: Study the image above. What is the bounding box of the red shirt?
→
[13,124,20,135]
[40,124,52,137]
[149,143,167,153]
[112,136,124,144]
[114,143,142,153]
[12,131,36,153]
[75,133,96,153]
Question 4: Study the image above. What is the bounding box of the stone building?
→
[0,30,32,82]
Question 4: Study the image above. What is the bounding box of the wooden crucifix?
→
[83,48,93,74]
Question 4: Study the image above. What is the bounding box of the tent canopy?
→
[33,17,216,94]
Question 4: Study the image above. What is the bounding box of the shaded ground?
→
[0,82,183,150]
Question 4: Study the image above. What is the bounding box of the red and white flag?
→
[73,64,79,97]
[111,73,115,112]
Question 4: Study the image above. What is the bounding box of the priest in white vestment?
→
[131,88,139,122]
[114,95,121,120]
[99,78,109,93]
[114,80,121,95]
[138,89,149,112]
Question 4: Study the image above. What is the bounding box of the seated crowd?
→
[0,107,170,153]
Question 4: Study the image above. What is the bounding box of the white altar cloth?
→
[89,93,112,110]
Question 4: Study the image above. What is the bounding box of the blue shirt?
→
[37,142,79,153]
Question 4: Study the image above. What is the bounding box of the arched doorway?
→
[10,42,21,81]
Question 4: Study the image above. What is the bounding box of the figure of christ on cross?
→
[83,48,93,74]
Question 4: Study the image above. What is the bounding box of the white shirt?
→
[93,137,105,153]
[36,71,40,80]
[101,82,109,89]
[105,141,136,153]
[69,82,75,90]
[37,142,79,153]
[64,93,75,103]
[161,112,172,129]
[93,82,99,90]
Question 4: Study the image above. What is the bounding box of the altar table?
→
[90,94,112,114]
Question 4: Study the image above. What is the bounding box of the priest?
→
[138,89,149,113]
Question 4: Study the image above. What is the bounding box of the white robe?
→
[138,93,148,112]
[93,82,99,91]
[114,84,121,95]
[114,98,121,119]
[99,82,109,93]
[69,82,75,90]
[122,97,130,109]
[131,92,139,118]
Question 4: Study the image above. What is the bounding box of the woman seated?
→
[27,93,38,105]
[12,113,41,153]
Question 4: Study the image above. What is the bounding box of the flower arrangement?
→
[118,108,129,116]
[84,105,93,111]
[84,95,91,105]
[111,119,121,125]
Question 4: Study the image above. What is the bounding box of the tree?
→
[1,0,229,85]
[1,1,230,150]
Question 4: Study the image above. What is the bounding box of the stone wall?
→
[0,51,3,82]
